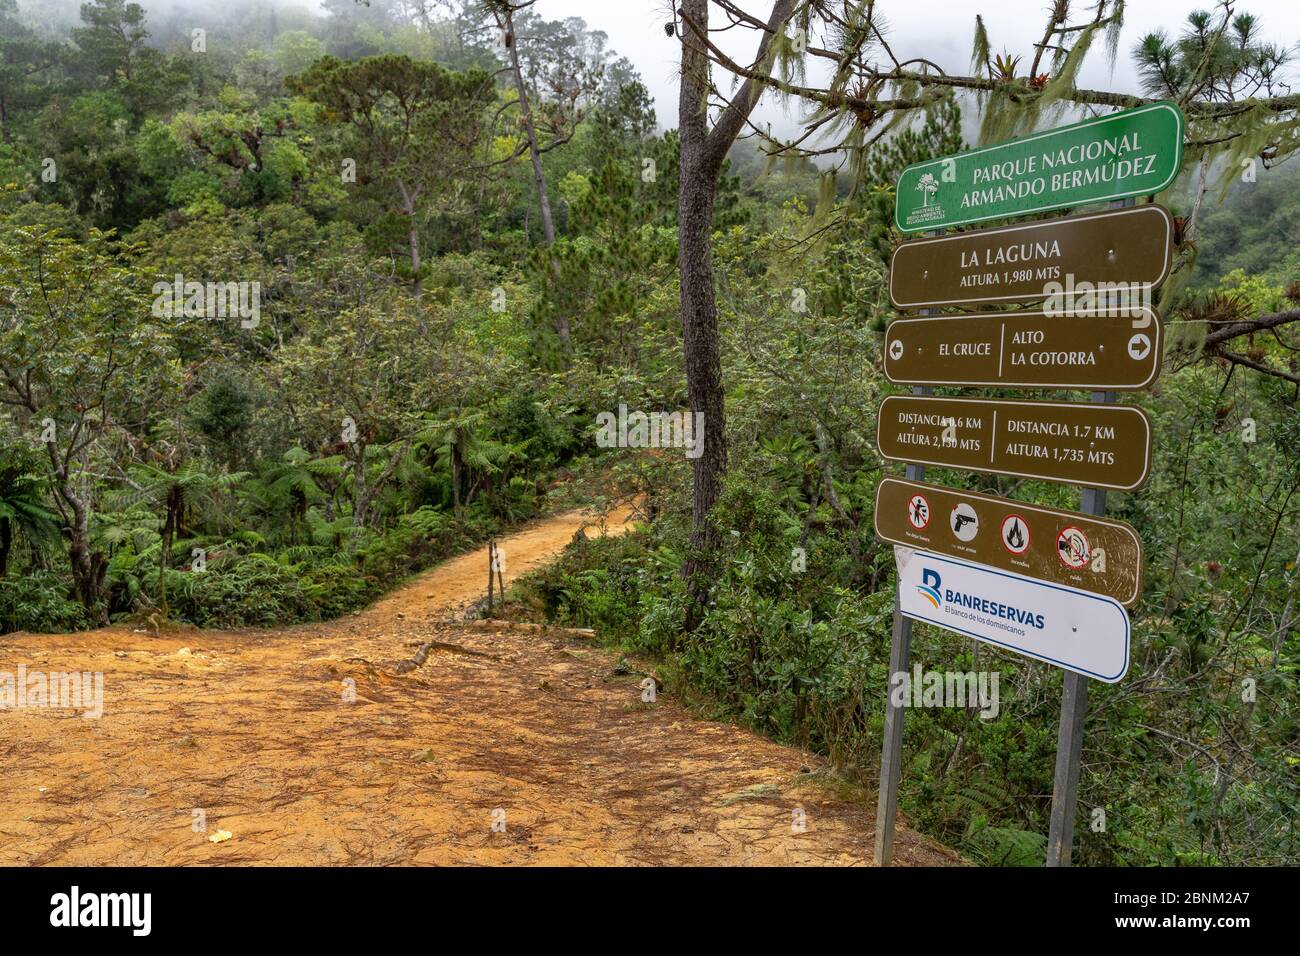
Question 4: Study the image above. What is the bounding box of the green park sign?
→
[894,101,1185,233]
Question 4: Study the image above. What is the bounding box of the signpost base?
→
[874,585,913,867]
[875,392,929,865]
[1046,670,1089,866]
[1045,393,1113,866]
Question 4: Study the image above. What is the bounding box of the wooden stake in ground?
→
[495,542,505,603]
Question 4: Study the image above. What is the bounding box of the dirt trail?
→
[0,507,957,866]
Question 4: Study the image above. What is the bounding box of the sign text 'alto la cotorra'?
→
[895,101,1185,233]
[884,307,1162,391]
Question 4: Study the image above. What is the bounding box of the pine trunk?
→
[503,8,570,347]
[675,0,794,626]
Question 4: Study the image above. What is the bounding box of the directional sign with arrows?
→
[883,307,1163,391]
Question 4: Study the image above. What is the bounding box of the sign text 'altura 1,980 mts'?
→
[889,204,1174,310]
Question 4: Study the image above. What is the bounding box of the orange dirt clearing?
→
[0,506,958,866]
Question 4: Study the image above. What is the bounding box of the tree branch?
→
[1203,306,1300,349]
[678,0,799,169]
[1212,348,1300,385]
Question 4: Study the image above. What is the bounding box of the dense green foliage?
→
[1,0,1295,868]
[0,0,656,629]
[1193,159,1300,289]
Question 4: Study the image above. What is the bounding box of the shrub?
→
[169,554,318,628]
[0,571,87,634]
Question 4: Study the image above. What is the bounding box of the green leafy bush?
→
[169,554,319,628]
[0,571,87,634]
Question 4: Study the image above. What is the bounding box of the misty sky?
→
[531,0,1300,135]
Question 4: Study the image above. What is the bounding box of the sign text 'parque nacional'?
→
[893,547,1130,683]
[895,101,1185,233]
[884,306,1162,391]
[889,205,1175,309]
[875,477,1144,605]
[876,394,1153,490]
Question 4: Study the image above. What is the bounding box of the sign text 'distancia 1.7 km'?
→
[895,101,1185,233]
[876,394,1153,491]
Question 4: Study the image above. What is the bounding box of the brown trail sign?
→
[884,307,1162,391]
[889,205,1174,310]
[876,394,1152,491]
[874,476,1143,605]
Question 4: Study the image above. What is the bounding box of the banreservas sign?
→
[893,547,1130,683]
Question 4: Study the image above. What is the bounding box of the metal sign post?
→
[1046,389,1112,866]
[875,221,941,865]
[1046,196,1137,867]
[874,399,925,868]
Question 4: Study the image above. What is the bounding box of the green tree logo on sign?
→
[916,172,939,207]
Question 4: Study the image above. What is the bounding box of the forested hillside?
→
[1,0,1296,868]
[1193,157,1300,289]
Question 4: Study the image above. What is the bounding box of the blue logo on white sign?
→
[894,548,1130,682]
[918,568,943,609]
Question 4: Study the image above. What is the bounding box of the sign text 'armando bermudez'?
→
[895,101,1185,233]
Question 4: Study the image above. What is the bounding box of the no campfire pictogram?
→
[1001,514,1030,554]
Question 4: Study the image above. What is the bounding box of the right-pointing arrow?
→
[1127,334,1151,360]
